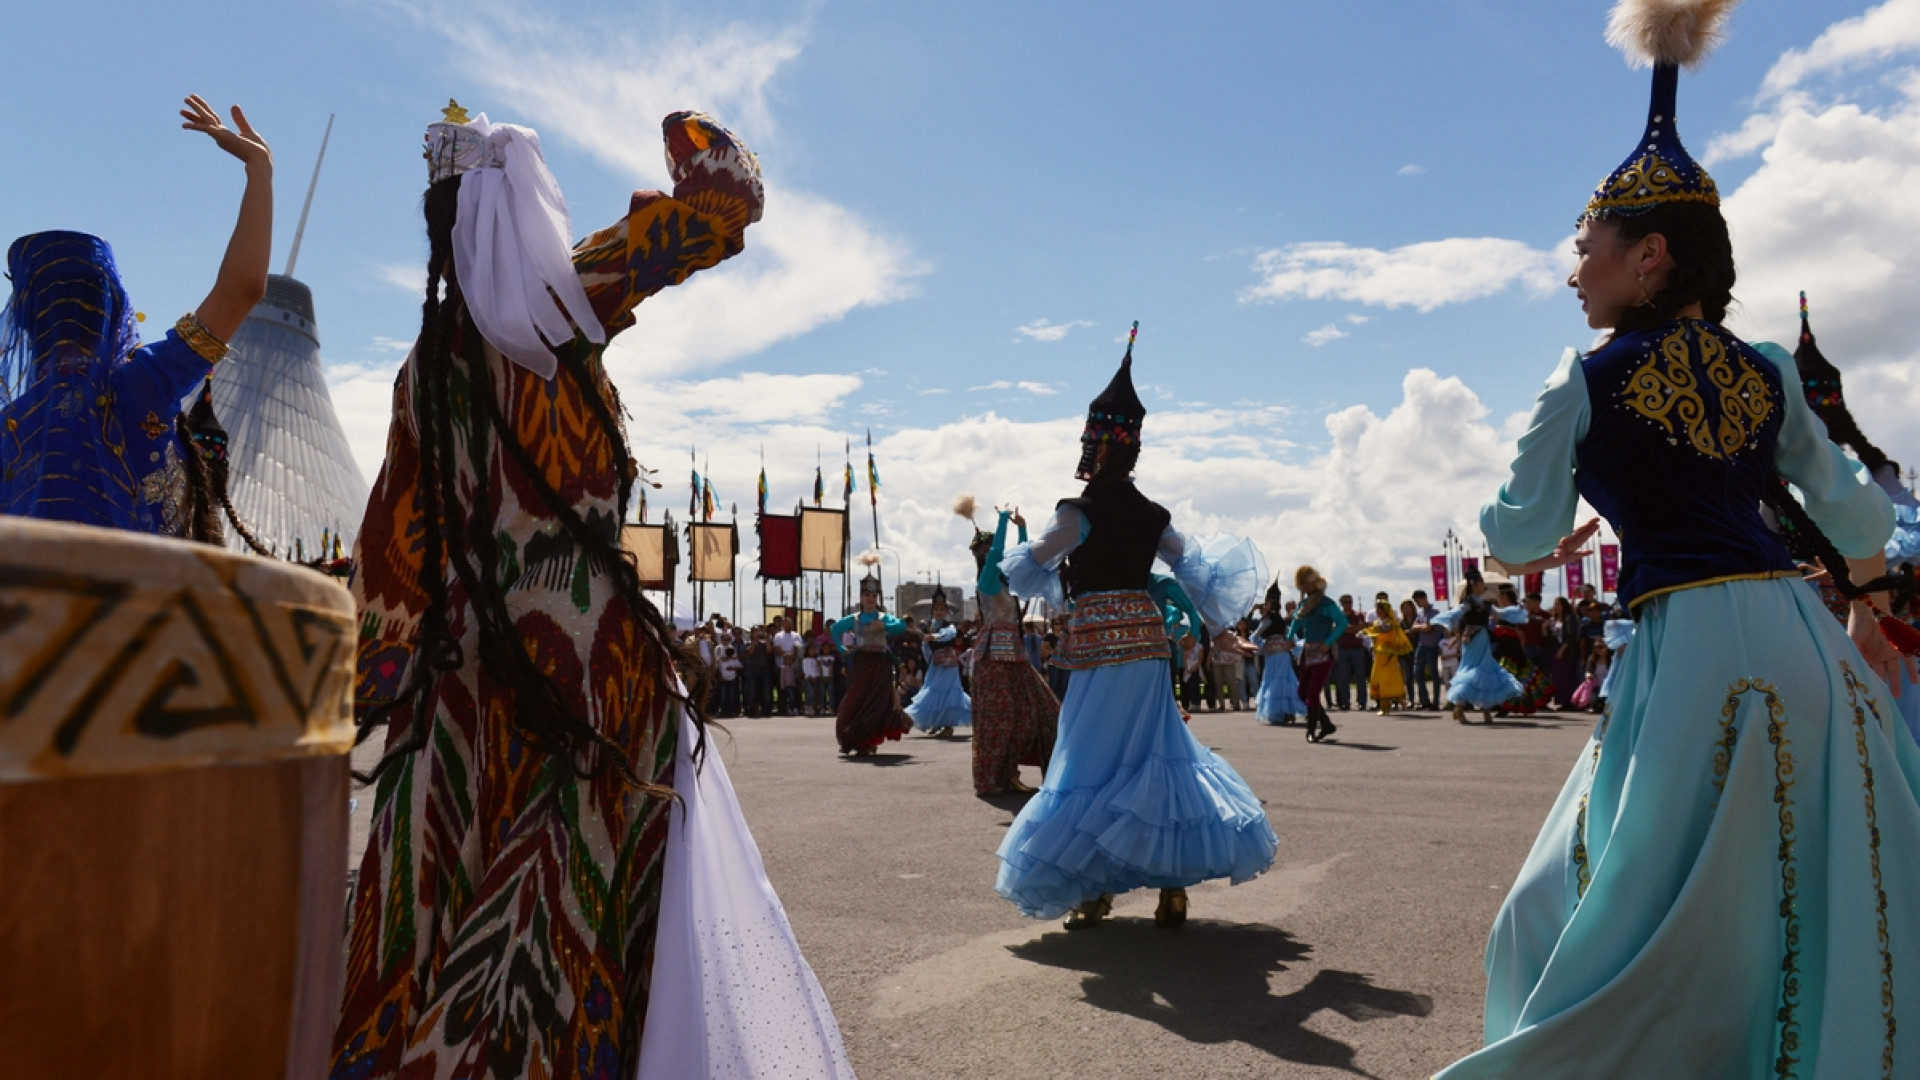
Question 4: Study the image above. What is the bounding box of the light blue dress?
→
[1438,343,1920,1079]
[1432,598,1528,709]
[993,509,1276,919]
[1250,630,1307,723]
[905,623,972,732]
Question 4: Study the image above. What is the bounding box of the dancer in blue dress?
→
[1438,4,1920,1075]
[995,323,1275,930]
[1251,581,1307,725]
[1,96,273,538]
[906,584,971,736]
[1432,567,1527,724]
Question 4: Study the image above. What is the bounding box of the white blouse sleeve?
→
[999,504,1085,610]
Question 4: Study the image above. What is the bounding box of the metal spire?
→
[283,114,334,278]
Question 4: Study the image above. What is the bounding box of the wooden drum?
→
[0,516,357,1080]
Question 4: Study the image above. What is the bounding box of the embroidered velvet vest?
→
[1575,319,1794,610]
[1058,479,1171,597]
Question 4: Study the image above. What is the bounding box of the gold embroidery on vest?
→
[1622,324,1774,459]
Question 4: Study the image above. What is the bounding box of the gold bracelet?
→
[174,312,230,363]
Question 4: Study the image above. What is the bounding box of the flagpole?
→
[866,429,882,598]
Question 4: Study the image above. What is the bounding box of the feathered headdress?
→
[955,493,996,568]
[858,550,883,597]
[1585,0,1741,220]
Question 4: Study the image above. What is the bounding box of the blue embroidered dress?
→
[905,621,972,732]
[1432,596,1528,710]
[994,485,1275,919]
[1250,613,1308,723]
[1438,320,1920,1079]
[0,232,225,534]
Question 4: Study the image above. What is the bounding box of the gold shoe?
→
[1452,704,1469,724]
[1154,888,1188,929]
[1063,893,1113,931]
[1010,777,1037,794]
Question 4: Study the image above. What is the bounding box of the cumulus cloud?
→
[387,0,922,383]
[1757,0,1920,99]
[1241,238,1561,311]
[1015,318,1095,342]
[1302,323,1349,347]
[967,380,1058,395]
[1398,164,1428,176]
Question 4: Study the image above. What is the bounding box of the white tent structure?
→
[208,273,369,556]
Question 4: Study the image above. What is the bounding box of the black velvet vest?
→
[1059,479,1172,597]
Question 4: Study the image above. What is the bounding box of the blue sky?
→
[5,0,1917,603]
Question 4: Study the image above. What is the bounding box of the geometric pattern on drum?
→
[0,560,354,780]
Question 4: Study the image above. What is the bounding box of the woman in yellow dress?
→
[1364,600,1413,715]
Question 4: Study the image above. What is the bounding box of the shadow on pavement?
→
[1313,741,1399,753]
[977,790,1036,813]
[1009,919,1431,1078]
[841,753,920,766]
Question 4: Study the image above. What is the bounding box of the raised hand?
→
[181,95,272,168]
[1508,517,1602,575]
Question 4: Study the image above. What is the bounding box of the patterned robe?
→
[330,116,762,1080]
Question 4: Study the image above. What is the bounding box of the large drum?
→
[0,516,356,1079]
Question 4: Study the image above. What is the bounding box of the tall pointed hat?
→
[1584,0,1739,220]
[1076,320,1147,479]
[1795,292,1891,473]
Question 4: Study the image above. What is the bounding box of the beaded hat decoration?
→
[182,376,229,465]
[1077,320,1147,479]
[425,99,490,182]
[1584,0,1740,220]
[859,571,882,598]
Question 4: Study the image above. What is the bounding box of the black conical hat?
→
[1793,291,1842,395]
[1087,322,1146,426]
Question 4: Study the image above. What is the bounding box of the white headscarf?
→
[429,113,604,380]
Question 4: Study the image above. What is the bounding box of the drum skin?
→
[0,517,356,1079]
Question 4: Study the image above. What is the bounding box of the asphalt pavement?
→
[349,702,1597,1079]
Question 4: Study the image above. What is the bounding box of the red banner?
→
[1565,559,1585,595]
[1429,555,1449,602]
[1461,556,1479,579]
[1524,572,1544,597]
[1599,544,1621,594]
[756,514,802,580]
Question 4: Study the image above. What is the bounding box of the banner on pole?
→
[689,523,737,583]
[1565,559,1585,594]
[1600,544,1621,594]
[621,524,671,590]
[798,507,848,573]
[756,514,802,580]
[1429,555,1449,602]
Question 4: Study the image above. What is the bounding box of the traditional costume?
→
[829,571,913,755]
[1432,575,1527,722]
[1439,7,1920,1074]
[1362,603,1413,713]
[1288,576,1346,742]
[334,105,852,1079]
[0,232,231,535]
[995,325,1275,928]
[968,509,1059,795]
[1250,583,1308,724]
[905,584,971,736]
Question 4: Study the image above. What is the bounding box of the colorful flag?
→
[1461,556,1479,579]
[1524,572,1544,597]
[866,429,880,506]
[702,478,716,522]
[757,467,769,517]
[1599,544,1621,594]
[812,466,824,507]
[843,439,854,503]
[1429,555,1449,602]
[639,487,648,523]
[689,467,700,517]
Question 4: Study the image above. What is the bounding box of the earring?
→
[1636,272,1653,307]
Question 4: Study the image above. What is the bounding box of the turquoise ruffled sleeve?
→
[1481,348,1590,564]
[1149,573,1205,640]
[1494,605,1529,626]
[1752,341,1895,559]
[1430,606,1466,632]
[1161,529,1269,633]
[828,614,857,654]
[1887,503,1920,565]
[977,512,1011,598]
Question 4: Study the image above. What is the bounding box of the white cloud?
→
[1015,318,1094,343]
[389,0,922,382]
[1302,323,1349,347]
[1346,314,1371,325]
[966,380,1057,395]
[374,263,424,295]
[1758,0,1920,99]
[918,388,949,396]
[1398,164,1428,176]
[1241,238,1561,311]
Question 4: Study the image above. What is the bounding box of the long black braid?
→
[356,175,708,788]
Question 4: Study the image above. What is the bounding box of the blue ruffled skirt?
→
[906,662,971,731]
[1447,630,1524,709]
[1254,652,1306,723]
[1438,577,1920,1079]
[995,656,1278,919]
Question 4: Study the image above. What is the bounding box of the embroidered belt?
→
[931,649,960,667]
[980,624,1025,663]
[1058,590,1167,670]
